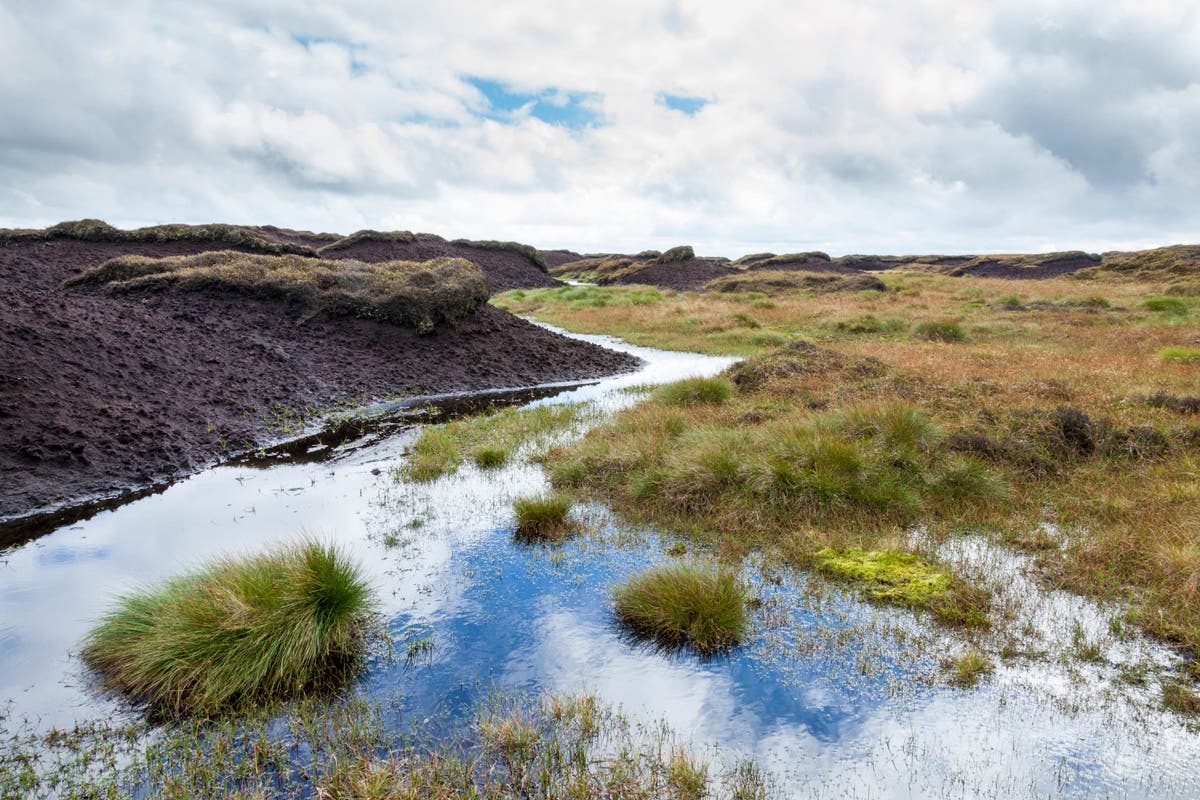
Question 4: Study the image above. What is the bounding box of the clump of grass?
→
[512,493,574,542]
[1163,680,1200,715]
[612,561,749,655]
[912,318,967,342]
[67,251,490,333]
[471,445,509,469]
[812,548,989,627]
[947,649,993,687]
[656,376,735,406]
[1160,346,1200,363]
[403,403,586,481]
[81,541,376,715]
[1143,296,1189,315]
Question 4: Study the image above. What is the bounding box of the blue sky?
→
[0,1,1197,256]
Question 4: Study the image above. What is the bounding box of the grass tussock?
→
[81,541,375,716]
[911,318,967,342]
[612,562,749,655]
[403,403,588,481]
[512,493,575,542]
[656,376,735,406]
[67,250,489,332]
[946,649,993,687]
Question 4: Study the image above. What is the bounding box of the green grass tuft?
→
[471,445,510,469]
[912,319,967,342]
[612,561,749,655]
[656,377,735,406]
[1160,346,1200,363]
[947,649,993,687]
[1143,296,1189,315]
[512,493,574,542]
[81,541,376,715]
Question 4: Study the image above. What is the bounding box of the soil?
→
[610,257,738,291]
[0,238,637,521]
[322,234,560,293]
[539,249,584,269]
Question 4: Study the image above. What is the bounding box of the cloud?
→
[0,0,1197,255]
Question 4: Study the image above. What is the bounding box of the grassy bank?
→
[82,542,376,715]
[68,250,490,332]
[514,271,1200,662]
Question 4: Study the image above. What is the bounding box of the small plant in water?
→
[947,649,993,687]
[612,561,749,655]
[81,541,376,715]
[512,493,575,542]
[471,445,509,469]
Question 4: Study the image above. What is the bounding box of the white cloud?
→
[1,0,1197,255]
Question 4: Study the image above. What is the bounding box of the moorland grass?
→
[706,269,886,295]
[1,219,315,254]
[512,493,574,542]
[655,376,735,406]
[612,562,749,655]
[1160,346,1200,362]
[67,250,489,332]
[947,649,993,687]
[81,541,375,716]
[316,229,416,254]
[505,270,1200,661]
[403,402,588,481]
[911,318,967,342]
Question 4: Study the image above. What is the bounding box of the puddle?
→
[2,327,1199,798]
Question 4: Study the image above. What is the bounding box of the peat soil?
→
[322,234,560,293]
[610,257,739,291]
[0,238,637,520]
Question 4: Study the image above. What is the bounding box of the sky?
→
[1,0,1197,256]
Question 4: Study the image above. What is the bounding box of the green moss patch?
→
[812,547,989,626]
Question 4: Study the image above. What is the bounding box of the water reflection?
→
[2,328,1199,797]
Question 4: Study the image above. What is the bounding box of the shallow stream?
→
[2,327,1198,798]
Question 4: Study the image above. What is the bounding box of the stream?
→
[2,326,1199,798]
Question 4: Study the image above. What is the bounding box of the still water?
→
[2,328,1198,798]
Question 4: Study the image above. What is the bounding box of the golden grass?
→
[516,272,1200,660]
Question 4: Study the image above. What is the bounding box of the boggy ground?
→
[0,234,635,521]
[498,269,1200,686]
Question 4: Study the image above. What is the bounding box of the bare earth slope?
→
[0,238,635,519]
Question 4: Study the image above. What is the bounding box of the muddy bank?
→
[321,233,559,293]
[0,238,637,520]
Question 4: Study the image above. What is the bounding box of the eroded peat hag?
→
[0,226,637,521]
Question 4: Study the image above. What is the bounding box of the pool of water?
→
[2,327,1199,798]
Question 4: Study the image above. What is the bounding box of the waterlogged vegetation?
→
[82,542,376,715]
[512,493,576,543]
[2,691,768,800]
[612,562,749,655]
[401,401,591,481]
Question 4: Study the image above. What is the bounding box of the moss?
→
[812,548,989,626]
[67,251,490,333]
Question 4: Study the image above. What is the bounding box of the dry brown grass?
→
[69,250,491,332]
[510,271,1200,659]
